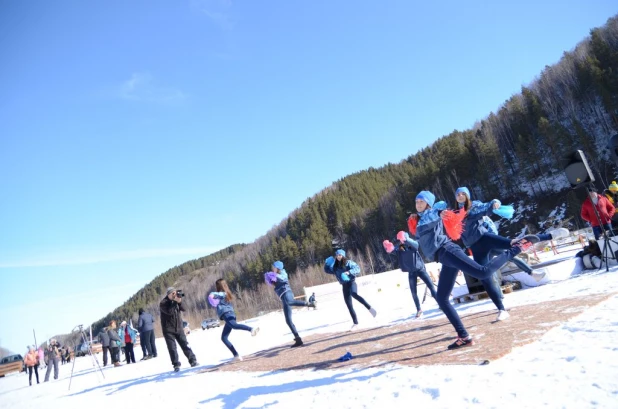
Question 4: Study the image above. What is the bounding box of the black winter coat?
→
[159,297,185,334]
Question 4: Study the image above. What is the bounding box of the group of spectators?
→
[23,338,66,386]
[97,308,158,367]
[24,290,192,385]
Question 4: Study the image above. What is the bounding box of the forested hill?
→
[90,244,244,332]
[91,15,618,335]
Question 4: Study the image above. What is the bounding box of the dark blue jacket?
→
[273,269,293,299]
[324,257,361,284]
[138,312,155,333]
[210,292,235,319]
[392,238,426,273]
[412,207,450,262]
[459,199,500,248]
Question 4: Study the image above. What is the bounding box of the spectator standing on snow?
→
[138,307,157,360]
[160,287,198,372]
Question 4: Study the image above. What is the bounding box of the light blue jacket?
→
[118,325,137,345]
[459,199,501,248]
[324,257,361,284]
[273,269,293,299]
[412,207,450,262]
[210,291,235,319]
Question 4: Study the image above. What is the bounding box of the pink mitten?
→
[383,240,395,253]
[396,231,406,242]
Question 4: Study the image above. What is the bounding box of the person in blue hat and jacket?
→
[383,230,437,318]
[408,190,531,350]
[453,186,567,321]
[264,261,314,348]
[324,249,377,331]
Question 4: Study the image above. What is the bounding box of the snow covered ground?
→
[2,249,617,409]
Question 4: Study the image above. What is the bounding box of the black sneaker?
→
[190,361,198,367]
[447,336,475,350]
[291,338,303,348]
[173,366,180,372]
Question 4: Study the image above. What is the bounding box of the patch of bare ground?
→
[198,292,615,373]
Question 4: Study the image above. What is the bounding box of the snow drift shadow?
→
[68,365,210,396]
[198,367,399,409]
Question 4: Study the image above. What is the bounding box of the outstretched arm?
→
[397,231,419,249]
[324,256,335,274]
[346,260,361,276]
[210,291,226,299]
[275,270,288,281]
[478,199,501,216]
[433,201,447,211]
[208,292,225,307]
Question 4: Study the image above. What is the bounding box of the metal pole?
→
[33,329,38,349]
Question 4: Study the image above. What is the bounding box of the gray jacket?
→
[98,329,111,347]
[138,312,155,333]
[108,328,121,348]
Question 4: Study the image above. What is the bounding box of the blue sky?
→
[1,0,615,353]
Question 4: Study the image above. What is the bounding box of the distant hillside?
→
[90,244,244,334]
[90,15,618,336]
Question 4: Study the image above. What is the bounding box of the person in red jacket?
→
[581,188,616,240]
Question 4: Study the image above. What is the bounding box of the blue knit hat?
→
[415,191,435,208]
[335,249,346,257]
[455,187,471,199]
[272,260,284,270]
